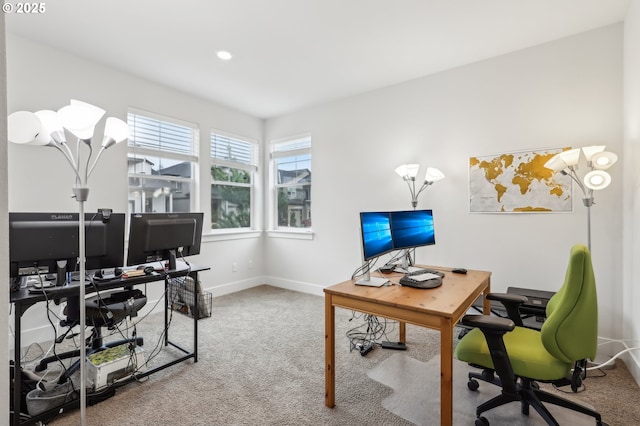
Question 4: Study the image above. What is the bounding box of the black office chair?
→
[35,288,147,383]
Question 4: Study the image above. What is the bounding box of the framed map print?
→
[469,147,572,213]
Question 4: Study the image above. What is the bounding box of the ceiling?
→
[5,0,630,119]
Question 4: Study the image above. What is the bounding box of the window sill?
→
[203,230,262,242]
[267,230,314,240]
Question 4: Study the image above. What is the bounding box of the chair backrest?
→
[541,244,598,363]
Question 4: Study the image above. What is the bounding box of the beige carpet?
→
[17,285,638,425]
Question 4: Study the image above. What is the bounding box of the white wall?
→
[5,35,267,345]
[623,1,640,384]
[265,25,624,347]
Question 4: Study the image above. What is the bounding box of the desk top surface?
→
[325,265,491,319]
[10,262,209,304]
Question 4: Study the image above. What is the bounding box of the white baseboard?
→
[263,276,325,297]
[204,276,267,298]
[625,351,640,385]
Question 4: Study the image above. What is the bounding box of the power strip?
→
[358,341,374,356]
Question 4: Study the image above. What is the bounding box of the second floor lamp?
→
[395,164,445,210]
[394,164,445,269]
[544,145,618,251]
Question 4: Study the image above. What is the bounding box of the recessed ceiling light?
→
[216,50,233,61]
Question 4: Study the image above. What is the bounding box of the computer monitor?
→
[126,212,204,270]
[359,211,393,261]
[390,209,435,270]
[356,211,393,286]
[9,212,126,285]
[390,209,435,249]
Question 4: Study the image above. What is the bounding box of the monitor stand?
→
[56,260,67,286]
[355,264,389,287]
[167,249,178,271]
[393,249,420,273]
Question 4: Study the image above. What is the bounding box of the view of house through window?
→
[127,109,199,214]
[272,135,312,229]
[210,131,258,230]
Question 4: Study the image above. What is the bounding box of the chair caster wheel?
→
[475,416,490,426]
[467,378,479,391]
[481,369,495,382]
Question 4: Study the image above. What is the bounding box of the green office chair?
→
[455,244,607,426]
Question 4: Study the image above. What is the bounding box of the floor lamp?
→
[544,146,618,251]
[8,100,129,426]
[394,164,444,269]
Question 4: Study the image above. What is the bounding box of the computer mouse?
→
[452,268,468,274]
[143,266,155,275]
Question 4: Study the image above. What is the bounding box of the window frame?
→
[127,108,200,214]
[210,129,259,233]
[269,134,313,238]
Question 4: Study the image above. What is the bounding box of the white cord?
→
[587,345,640,370]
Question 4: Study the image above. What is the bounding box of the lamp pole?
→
[72,185,89,425]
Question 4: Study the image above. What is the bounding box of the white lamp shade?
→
[584,170,611,190]
[35,110,66,143]
[57,100,106,140]
[102,117,130,148]
[590,151,618,170]
[395,164,420,178]
[581,145,605,161]
[7,111,49,145]
[425,167,445,183]
[544,153,567,172]
[557,148,581,167]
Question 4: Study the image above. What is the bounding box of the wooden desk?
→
[324,266,491,426]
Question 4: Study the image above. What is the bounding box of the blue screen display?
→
[390,210,435,250]
[360,212,393,260]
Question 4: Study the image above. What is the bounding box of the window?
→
[127,109,199,214]
[271,135,312,229]
[210,131,258,230]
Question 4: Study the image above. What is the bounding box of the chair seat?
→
[455,326,571,381]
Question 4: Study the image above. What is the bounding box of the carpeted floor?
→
[20,285,640,425]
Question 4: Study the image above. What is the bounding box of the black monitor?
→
[9,211,126,285]
[127,212,204,270]
[390,209,436,250]
[359,211,393,261]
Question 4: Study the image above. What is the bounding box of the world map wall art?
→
[469,147,573,213]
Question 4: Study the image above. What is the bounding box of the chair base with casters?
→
[34,288,147,384]
[455,244,607,426]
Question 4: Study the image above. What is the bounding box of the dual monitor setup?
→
[358,209,435,286]
[9,211,204,289]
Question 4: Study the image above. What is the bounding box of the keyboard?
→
[408,269,444,278]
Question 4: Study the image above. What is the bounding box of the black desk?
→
[10,262,209,426]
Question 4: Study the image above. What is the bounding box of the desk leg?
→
[13,308,22,426]
[482,277,492,315]
[164,277,169,346]
[325,294,335,408]
[399,321,406,343]
[192,272,198,362]
[440,317,454,426]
